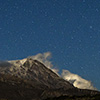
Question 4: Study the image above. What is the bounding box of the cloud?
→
[61,70,97,90]
[29,52,53,68]
[0,61,12,67]
[28,52,59,74]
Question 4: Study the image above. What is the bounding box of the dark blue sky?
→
[0,0,100,90]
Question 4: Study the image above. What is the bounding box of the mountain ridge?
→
[0,58,75,89]
[0,58,100,100]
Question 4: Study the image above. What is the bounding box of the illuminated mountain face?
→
[0,58,74,89]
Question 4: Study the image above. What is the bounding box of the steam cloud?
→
[29,52,53,68]
[29,52,59,74]
[0,61,12,67]
[61,70,96,90]
[29,52,96,90]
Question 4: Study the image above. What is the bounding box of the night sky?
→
[0,0,100,90]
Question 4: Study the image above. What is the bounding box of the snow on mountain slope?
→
[0,58,74,89]
[8,58,27,66]
[0,54,96,90]
[0,58,27,76]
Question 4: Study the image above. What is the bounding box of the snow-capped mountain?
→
[0,57,100,100]
[0,58,74,89]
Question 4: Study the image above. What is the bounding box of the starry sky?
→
[0,0,100,90]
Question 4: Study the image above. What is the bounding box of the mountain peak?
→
[0,57,100,100]
[0,58,74,89]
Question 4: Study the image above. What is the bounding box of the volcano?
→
[0,58,100,100]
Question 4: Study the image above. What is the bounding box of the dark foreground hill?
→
[44,95,100,100]
[0,58,100,100]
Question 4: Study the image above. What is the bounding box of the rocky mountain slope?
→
[0,58,74,89]
[0,58,100,100]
